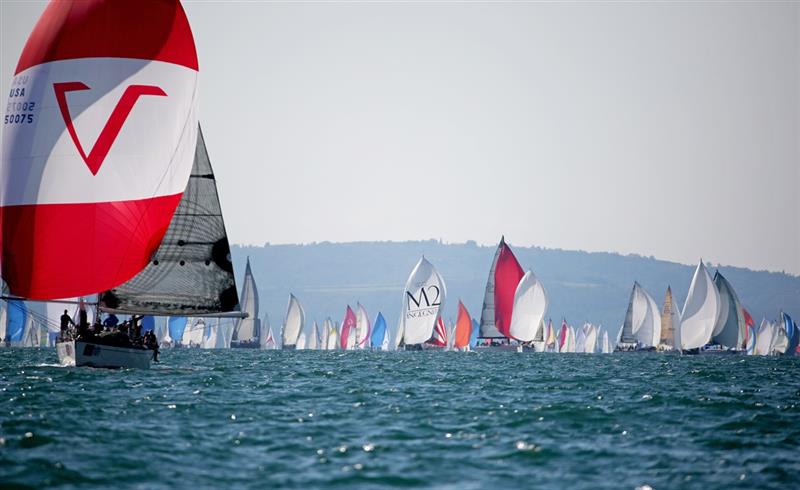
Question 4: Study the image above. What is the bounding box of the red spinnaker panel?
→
[340,306,357,350]
[2,0,199,299]
[493,242,524,337]
[454,301,472,348]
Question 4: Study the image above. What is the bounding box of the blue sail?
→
[169,317,187,341]
[141,316,155,333]
[371,312,387,348]
[783,312,798,355]
[470,318,480,348]
[6,300,27,343]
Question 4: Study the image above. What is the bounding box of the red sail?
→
[1,0,199,300]
[493,241,524,337]
[454,301,472,348]
[339,306,357,350]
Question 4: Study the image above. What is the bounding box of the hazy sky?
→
[2,1,798,274]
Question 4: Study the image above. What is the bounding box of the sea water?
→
[0,348,798,489]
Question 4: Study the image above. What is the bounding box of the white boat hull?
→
[473,344,519,352]
[57,340,153,369]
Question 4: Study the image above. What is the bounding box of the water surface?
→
[1,349,798,489]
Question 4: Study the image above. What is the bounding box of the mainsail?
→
[282,294,304,348]
[507,271,548,342]
[680,261,720,350]
[618,282,661,348]
[479,237,504,338]
[1,0,200,301]
[233,258,260,341]
[659,287,680,348]
[400,257,446,346]
[99,126,240,316]
[711,272,746,349]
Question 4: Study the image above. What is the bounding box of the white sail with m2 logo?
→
[400,257,447,346]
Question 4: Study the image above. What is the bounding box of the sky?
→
[2,1,798,275]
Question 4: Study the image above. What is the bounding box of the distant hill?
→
[231,241,800,337]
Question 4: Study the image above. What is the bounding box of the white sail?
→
[296,330,307,350]
[325,319,338,350]
[507,271,548,342]
[233,258,260,342]
[259,314,271,349]
[680,261,721,350]
[753,320,773,355]
[583,323,598,353]
[711,272,746,349]
[400,257,447,345]
[307,321,319,350]
[202,320,217,349]
[0,301,7,346]
[183,319,206,347]
[640,287,662,348]
[346,324,356,350]
[601,329,612,354]
[389,312,403,351]
[282,294,305,348]
[771,321,788,355]
[355,304,371,349]
[567,325,577,353]
[620,282,660,348]
[575,326,586,353]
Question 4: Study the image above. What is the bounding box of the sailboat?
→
[658,287,681,351]
[355,304,371,349]
[709,272,746,352]
[476,237,524,351]
[324,318,338,350]
[232,258,261,348]
[582,323,598,354]
[398,257,446,349]
[182,319,206,347]
[453,302,472,351]
[780,312,798,356]
[1,1,244,368]
[426,317,448,349]
[340,306,357,350]
[616,282,661,351]
[282,294,305,349]
[370,313,388,350]
[306,321,319,350]
[680,261,720,353]
[507,270,548,351]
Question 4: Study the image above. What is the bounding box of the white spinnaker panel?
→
[296,330,307,350]
[753,320,772,355]
[356,304,370,349]
[671,295,683,350]
[583,324,598,353]
[680,261,720,350]
[282,294,304,347]
[259,314,271,349]
[507,271,548,342]
[401,257,446,345]
[712,273,746,349]
[183,319,205,346]
[307,321,319,350]
[635,286,661,348]
[771,322,788,355]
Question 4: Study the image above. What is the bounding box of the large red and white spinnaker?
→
[2,0,199,300]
